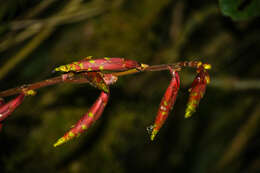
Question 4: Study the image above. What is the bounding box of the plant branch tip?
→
[150,134,156,141]
[53,137,66,147]
[185,110,193,118]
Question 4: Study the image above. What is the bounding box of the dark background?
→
[0,0,260,172]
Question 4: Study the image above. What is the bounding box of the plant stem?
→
[0,62,187,97]
[0,73,90,97]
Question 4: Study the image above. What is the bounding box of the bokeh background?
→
[0,0,260,172]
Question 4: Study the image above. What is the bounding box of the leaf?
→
[219,0,260,20]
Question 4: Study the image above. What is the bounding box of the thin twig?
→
[0,73,90,97]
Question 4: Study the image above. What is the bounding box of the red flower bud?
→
[54,57,144,73]
[185,69,210,118]
[150,69,180,140]
[0,93,25,122]
[54,91,109,147]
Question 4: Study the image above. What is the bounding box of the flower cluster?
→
[149,63,211,140]
[0,57,211,146]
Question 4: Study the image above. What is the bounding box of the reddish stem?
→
[0,61,202,97]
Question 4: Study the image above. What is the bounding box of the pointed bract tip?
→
[54,65,69,72]
[54,67,60,72]
[150,129,158,141]
[184,111,192,118]
[184,106,195,118]
[53,137,66,147]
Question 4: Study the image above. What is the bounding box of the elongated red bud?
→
[54,57,146,72]
[150,69,180,141]
[54,91,109,147]
[0,93,25,122]
[185,69,210,118]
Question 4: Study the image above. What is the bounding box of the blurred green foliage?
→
[219,0,260,20]
[0,0,260,173]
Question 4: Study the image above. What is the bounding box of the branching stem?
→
[0,61,198,97]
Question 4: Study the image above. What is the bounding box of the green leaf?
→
[219,0,260,20]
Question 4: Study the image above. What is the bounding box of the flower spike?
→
[54,91,109,147]
[0,57,212,147]
[150,68,180,141]
[185,68,210,118]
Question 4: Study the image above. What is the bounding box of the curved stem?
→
[0,73,90,97]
